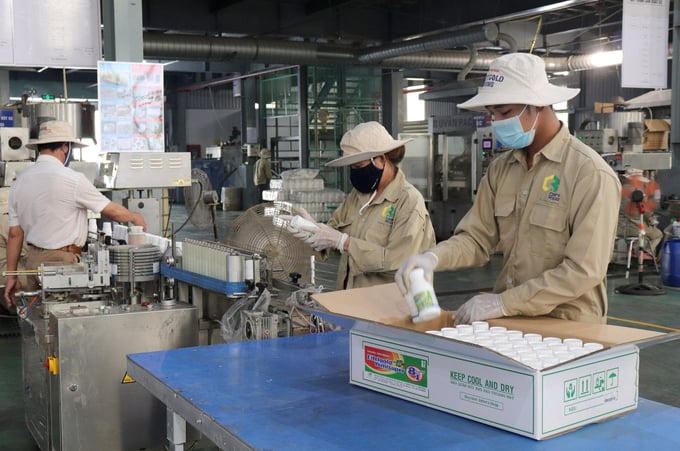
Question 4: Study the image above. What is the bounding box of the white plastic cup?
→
[492,335,510,345]
[535,349,555,359]
[440,327,459,338]
[492,343,514,353]
[471,321,489,332]
[529,342,549,351]
[523,333,543,343]
[563,338,583,349]
[543,337,562,345]
[520,355,542,369]
[506,330,524,340]
[456,324,474,335]
[547,343,569,353]
[554,350,576,363]
[474,337,494,348]
[489,326,507,335]
[540,355,560,368]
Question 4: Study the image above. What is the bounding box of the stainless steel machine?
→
[400,114,496,239]
[577,111,673,172]
[11,235,198,451]
[95,151,192,236]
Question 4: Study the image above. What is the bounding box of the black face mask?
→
[349,159,384,194]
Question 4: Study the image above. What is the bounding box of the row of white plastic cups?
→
[427,328,602,353]
[426,323,604,369]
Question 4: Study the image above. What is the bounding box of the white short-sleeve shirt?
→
[8,154,111,248]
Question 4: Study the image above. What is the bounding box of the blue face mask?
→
[491,105,540,149]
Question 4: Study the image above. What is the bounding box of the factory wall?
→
[171,87,242,155]
[185,109,240,155]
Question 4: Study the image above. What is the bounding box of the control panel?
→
[575,129,617,153]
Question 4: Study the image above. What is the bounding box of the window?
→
[405,86,426,122]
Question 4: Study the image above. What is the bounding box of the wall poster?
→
[98,61,164,152]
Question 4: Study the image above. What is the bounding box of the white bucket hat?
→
[457,53,580,112]
[326,121,412,167]
[26,120,86,150]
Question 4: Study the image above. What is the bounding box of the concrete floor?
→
[2,205,680,449]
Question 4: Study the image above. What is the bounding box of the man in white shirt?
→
[3,120,147,308]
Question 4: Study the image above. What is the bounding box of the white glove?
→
[304,223,348,252]
[395,252,438,296]
[454,293,506,326]
[277,214,318,241]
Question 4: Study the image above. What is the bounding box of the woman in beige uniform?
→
[289,121,436,289]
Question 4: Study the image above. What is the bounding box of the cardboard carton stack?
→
[643,119,671,150]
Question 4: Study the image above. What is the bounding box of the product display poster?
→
[621,0,669,89]
[98,61,164,152]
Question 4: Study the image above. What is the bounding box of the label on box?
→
[353,333,535,434]
[362,344,430,397]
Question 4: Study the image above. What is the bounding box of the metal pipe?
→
[457,45,479,81]
[357,24,498,63]
[497,32,518,53]
[143,34,355,66]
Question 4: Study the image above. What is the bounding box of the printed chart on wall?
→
[98,61,164,152]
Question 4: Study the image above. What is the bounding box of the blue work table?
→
[127,331,680,450]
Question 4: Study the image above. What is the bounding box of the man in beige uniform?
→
[396,53,621,325]
[4,120,147,308]
[253,148,272,202]
[288,121,436,289]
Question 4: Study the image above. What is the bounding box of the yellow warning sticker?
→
[121,372,136,384]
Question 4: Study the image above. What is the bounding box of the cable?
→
[174,181,204,234]
[529,16,543,54]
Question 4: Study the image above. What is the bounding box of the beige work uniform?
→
[328,170,436,289]
[254,157,272,186]
[430,125,621,324]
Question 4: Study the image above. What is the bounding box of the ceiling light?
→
[588,50,623,68]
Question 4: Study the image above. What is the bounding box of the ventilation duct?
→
[142,33,639,74]
[357,24,498,63]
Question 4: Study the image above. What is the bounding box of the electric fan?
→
[224,202,315,285]
[616,174,664,296]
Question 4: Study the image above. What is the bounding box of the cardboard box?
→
[594,102,614,114]
[311,283,670,440]
[643,119,671,150]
